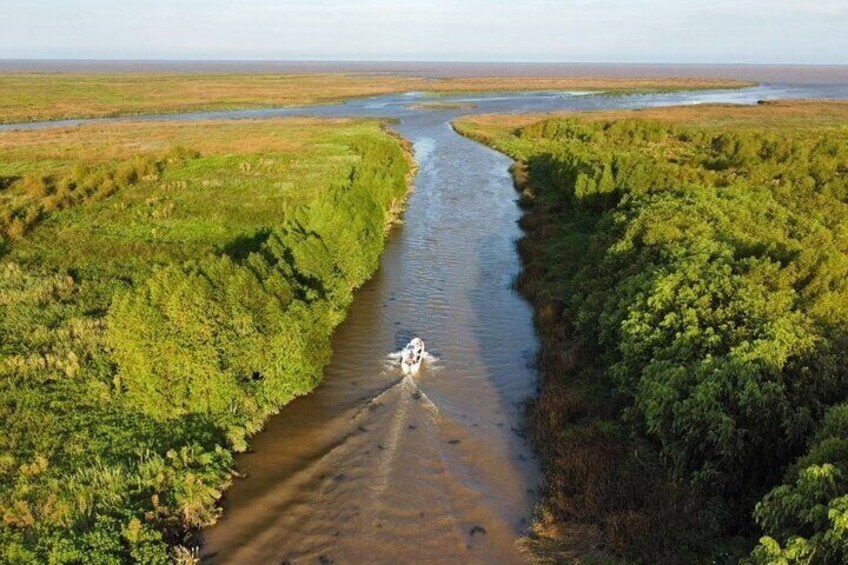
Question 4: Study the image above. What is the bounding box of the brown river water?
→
[200,112,540,564]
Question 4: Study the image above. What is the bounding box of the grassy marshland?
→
[0,73,752,124]
[456,101,848,563]
[0,118,412,562]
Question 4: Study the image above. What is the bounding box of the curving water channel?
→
[202,111,541,564]
[5,80,847,564]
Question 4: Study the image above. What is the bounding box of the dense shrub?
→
[109,136,410,444]
[0,125,410,562]
[460,114,848,562]
[749,403,848,563]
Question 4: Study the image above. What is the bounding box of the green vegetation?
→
[456,102,848,563]
[0,118,412,562]
[0,72,751,124]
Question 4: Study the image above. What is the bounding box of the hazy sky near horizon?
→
[2,0,846,63]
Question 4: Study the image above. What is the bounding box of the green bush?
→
[466,116,848,561]
[0,125,410,562]
[749,404,848,563]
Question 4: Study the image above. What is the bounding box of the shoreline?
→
[0,73,754,125]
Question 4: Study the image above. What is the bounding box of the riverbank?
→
[0,73,753,124]
[0,117,413,562]
[455,100,848,563]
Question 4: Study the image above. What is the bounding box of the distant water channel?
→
[5,80,847,563]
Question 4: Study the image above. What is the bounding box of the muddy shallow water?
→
[6,80,847,564]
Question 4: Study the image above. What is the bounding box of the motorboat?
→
[401,338,425,375]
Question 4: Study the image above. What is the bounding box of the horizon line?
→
[1,58,847,67]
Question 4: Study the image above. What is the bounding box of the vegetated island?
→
[455,100,848,564]
[0,117,413,562]
[407,101,478,111]
[0,73,754,124]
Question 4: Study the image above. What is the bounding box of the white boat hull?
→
[400,337,425,375]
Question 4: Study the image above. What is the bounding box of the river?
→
[4,80,847,563]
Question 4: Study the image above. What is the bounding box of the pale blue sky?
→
[1,0,846,63]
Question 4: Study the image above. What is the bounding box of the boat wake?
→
[370,371,440,416]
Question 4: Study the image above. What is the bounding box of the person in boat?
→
[401,338,425,374]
